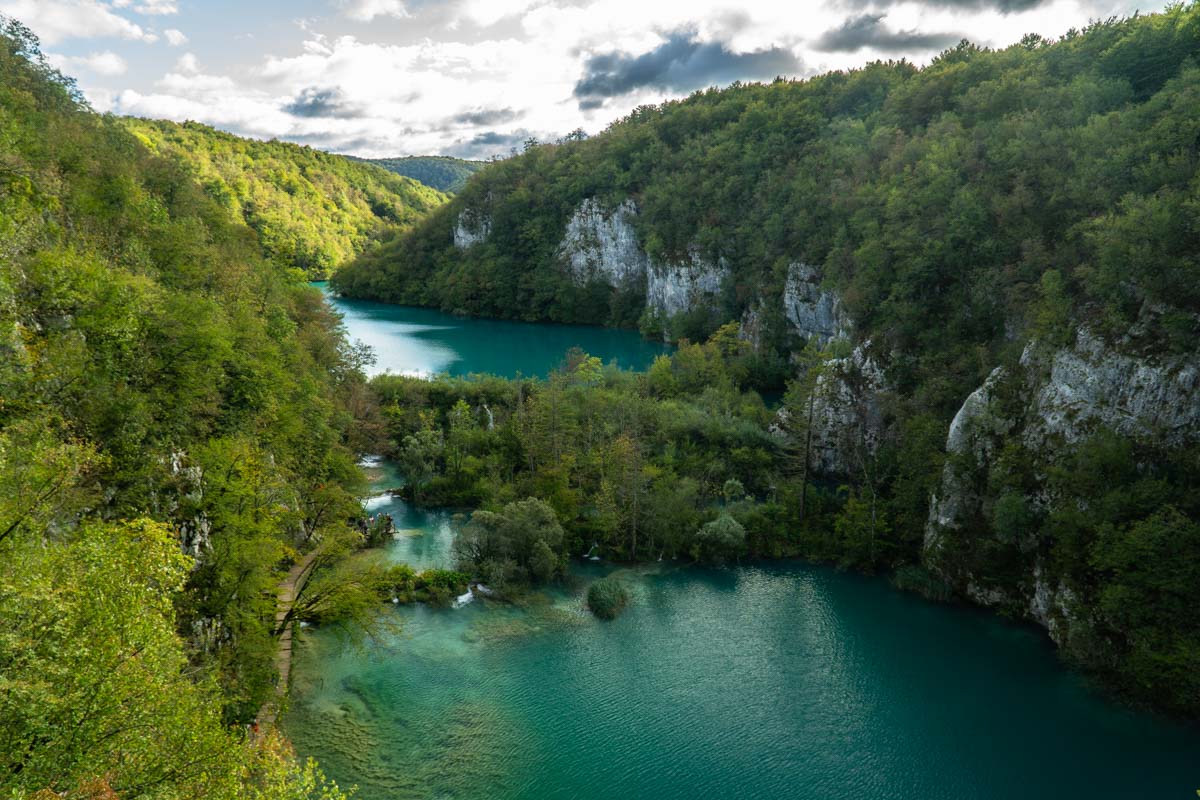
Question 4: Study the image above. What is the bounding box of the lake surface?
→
[285,288,1200,799]
[314,282,669,378]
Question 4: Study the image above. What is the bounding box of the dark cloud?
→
[814,14,965,53]
[842,0,1046,12]
[451,107,523,126]
[443,128,536,159]
[283,86,367,118]
[573,30,801,109]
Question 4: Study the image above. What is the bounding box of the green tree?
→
[693,513,746,565]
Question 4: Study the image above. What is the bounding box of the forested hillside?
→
[355,154,485,193]
[335,5,1200,716]
[335,7,1200,369]
[124,119,447,279]
[0,19,372,797]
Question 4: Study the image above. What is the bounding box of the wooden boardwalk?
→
[256,550,319,730]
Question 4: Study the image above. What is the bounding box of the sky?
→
[3,0,1162,159]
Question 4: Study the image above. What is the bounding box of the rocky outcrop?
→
[557,198,648,287]
[453,207,491,249]
[555,197,730,326]
[808,342,889,476]
[166,450,211,558]
[739,303,766,350]
[784,263,850,345]
[552,199,855,348]
[646,249,728,319]
[924,366,1014,553]
[923,326,1200,642]
[1020,328,1200,450]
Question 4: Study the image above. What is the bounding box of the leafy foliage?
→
[0,18,368,795]
[354,155,485,193]
[341,4,1200,717]
[125,118,447,278]
[587,576,630,620]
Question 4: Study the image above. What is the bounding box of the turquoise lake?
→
[314,282,669,378]
[284,288,1200,799]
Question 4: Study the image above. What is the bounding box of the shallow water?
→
[287,550,1200,799]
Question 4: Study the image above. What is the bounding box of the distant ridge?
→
[352,154,486,193]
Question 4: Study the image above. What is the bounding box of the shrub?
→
[587,576,630,620]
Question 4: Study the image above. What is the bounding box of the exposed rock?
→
[646,249,728,319]
[1020,328,1200,450]
[453,207,491,249]
[783,263,850,345]
[739,303,766,350]
[924,366,1013,553]
[557,198,648,287]
[807,342,889,476]
[1029,563,1079,645]
[555,197,730,329]
[165,449,211,559]
[924,326,1200,640]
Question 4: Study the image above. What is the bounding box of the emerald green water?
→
[286,288,1200,799]
[314,283,669,378]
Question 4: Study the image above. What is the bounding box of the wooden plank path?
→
[255,550,319,731]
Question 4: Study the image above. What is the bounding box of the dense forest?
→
[0,19,385,798]
[352,155,485,193]
[336,5,1200,717]
[125,119,447,279]
[2,3,1198,796]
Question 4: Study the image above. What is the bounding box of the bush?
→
[587,577,630,620]
[692,513,746,565]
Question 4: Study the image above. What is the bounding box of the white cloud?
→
[62,0,1159,159]
[454,0,546,30]
[174,52,199,73]
[163,28,188,46]
[46,49,128,76]
[112,0,179,14]
[0,0,156,45]
[337,0,408,22]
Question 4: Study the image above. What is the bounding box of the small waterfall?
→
[482,403,495,431]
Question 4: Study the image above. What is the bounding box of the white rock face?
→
[1029,563,1078,645]
[739,303,766,350]
[453,208,491,249]
[924,367,1012,552]
[784,263,850,345]
[923,326,1200,639]
[1021,328,1200,449]
[557,198,648,287]
[646,249,728,318]
[808,342,889,475]
[555,197,730,324]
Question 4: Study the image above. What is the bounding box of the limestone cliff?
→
[924,325,1200,643]
[556,198,648,287]
[807,342,889,476]
[646,250,728,318]
[453,207,491,249]
[553,197,730,330]
[783,263,851,345]
[553,197,860,345]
